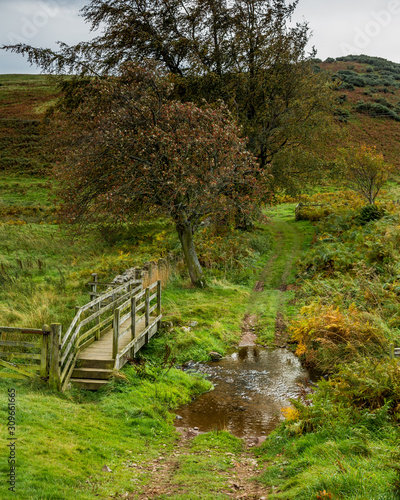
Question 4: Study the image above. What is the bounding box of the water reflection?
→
[175,346,311,438]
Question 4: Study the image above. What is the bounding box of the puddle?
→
[175,346,313,438]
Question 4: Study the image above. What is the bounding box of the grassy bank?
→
[0,365,211,499]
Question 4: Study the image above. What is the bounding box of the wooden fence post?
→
[95,301,101,341]
[40,324,50,378]
[113,308,120,359]
[390,342,395,360]
[49,323,62,390]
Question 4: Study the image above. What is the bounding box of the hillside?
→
[317,55,400,169]
[0,75,58,175]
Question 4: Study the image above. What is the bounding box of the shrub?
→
[295,204,331,221]
[357,204,386,225]
[328,359,400,416]
[334,108,350,122]
[374,97,393,108]
[355,101,400,121]
[338,82,355,90]
[290,303,388,373]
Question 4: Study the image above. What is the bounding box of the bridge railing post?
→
[131,297,136,340]
[49,323,62,391]
[145,288,150,328]
[90,273,97,304]
[156,280,161,329]
[113,308,120,359]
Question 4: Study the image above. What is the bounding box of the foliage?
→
[355,100,400,121]
[290,303,388,373]
[256,376,400,499]
[295,204,332,222]
[296,205,400,337]
[51,62,263,287]
[194,225,262,285]
[336,145,393,204]
[254,183,400,499]
[327,359,400,415]
[357,203,386,225]
[2,0,337,194]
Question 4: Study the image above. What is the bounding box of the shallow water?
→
[175,346,312,438]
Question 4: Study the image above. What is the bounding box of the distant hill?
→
[316,55,400,169]
[1,60,400,177]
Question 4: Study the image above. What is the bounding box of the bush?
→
[374,97,393,108]
[295,204,331,221]
[357,204,386,225]
[355,101,400,120]
[339,82,355,90]
[290,303,388,373]
[334,108,350,122]
[328,359,400,415]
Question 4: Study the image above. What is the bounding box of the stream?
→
[175,345,312,438]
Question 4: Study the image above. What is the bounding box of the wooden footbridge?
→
[0,276,162,391]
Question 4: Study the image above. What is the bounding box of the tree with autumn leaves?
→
[337,145,393,205]
[3,0,335,192]
[52,63,264,286]
[2,0,337,285]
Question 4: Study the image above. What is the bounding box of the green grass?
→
[154,278,250,362]
[248,204,314,344]
[0,172,182,328]
[159,432,243,500]
[0,176,54,208]
[0,365,212,500]
[253,184,400,500]
[256,398,400,499]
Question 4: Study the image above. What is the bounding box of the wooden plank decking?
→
[70,313,160,390]
[78,315,150,362]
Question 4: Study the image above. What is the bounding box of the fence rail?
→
[0,325,50,380]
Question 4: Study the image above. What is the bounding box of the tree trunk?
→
[176,219,205,288]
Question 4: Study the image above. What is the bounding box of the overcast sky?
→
[1,0,400,74]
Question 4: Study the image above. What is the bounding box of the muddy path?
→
[248,213,310,347]
[136,212,311,499]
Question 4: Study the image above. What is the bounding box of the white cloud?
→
[1,0,400,73]
[0,0,91,73]
[293,0,400,62]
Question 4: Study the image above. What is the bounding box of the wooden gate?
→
[0,326,51,380]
